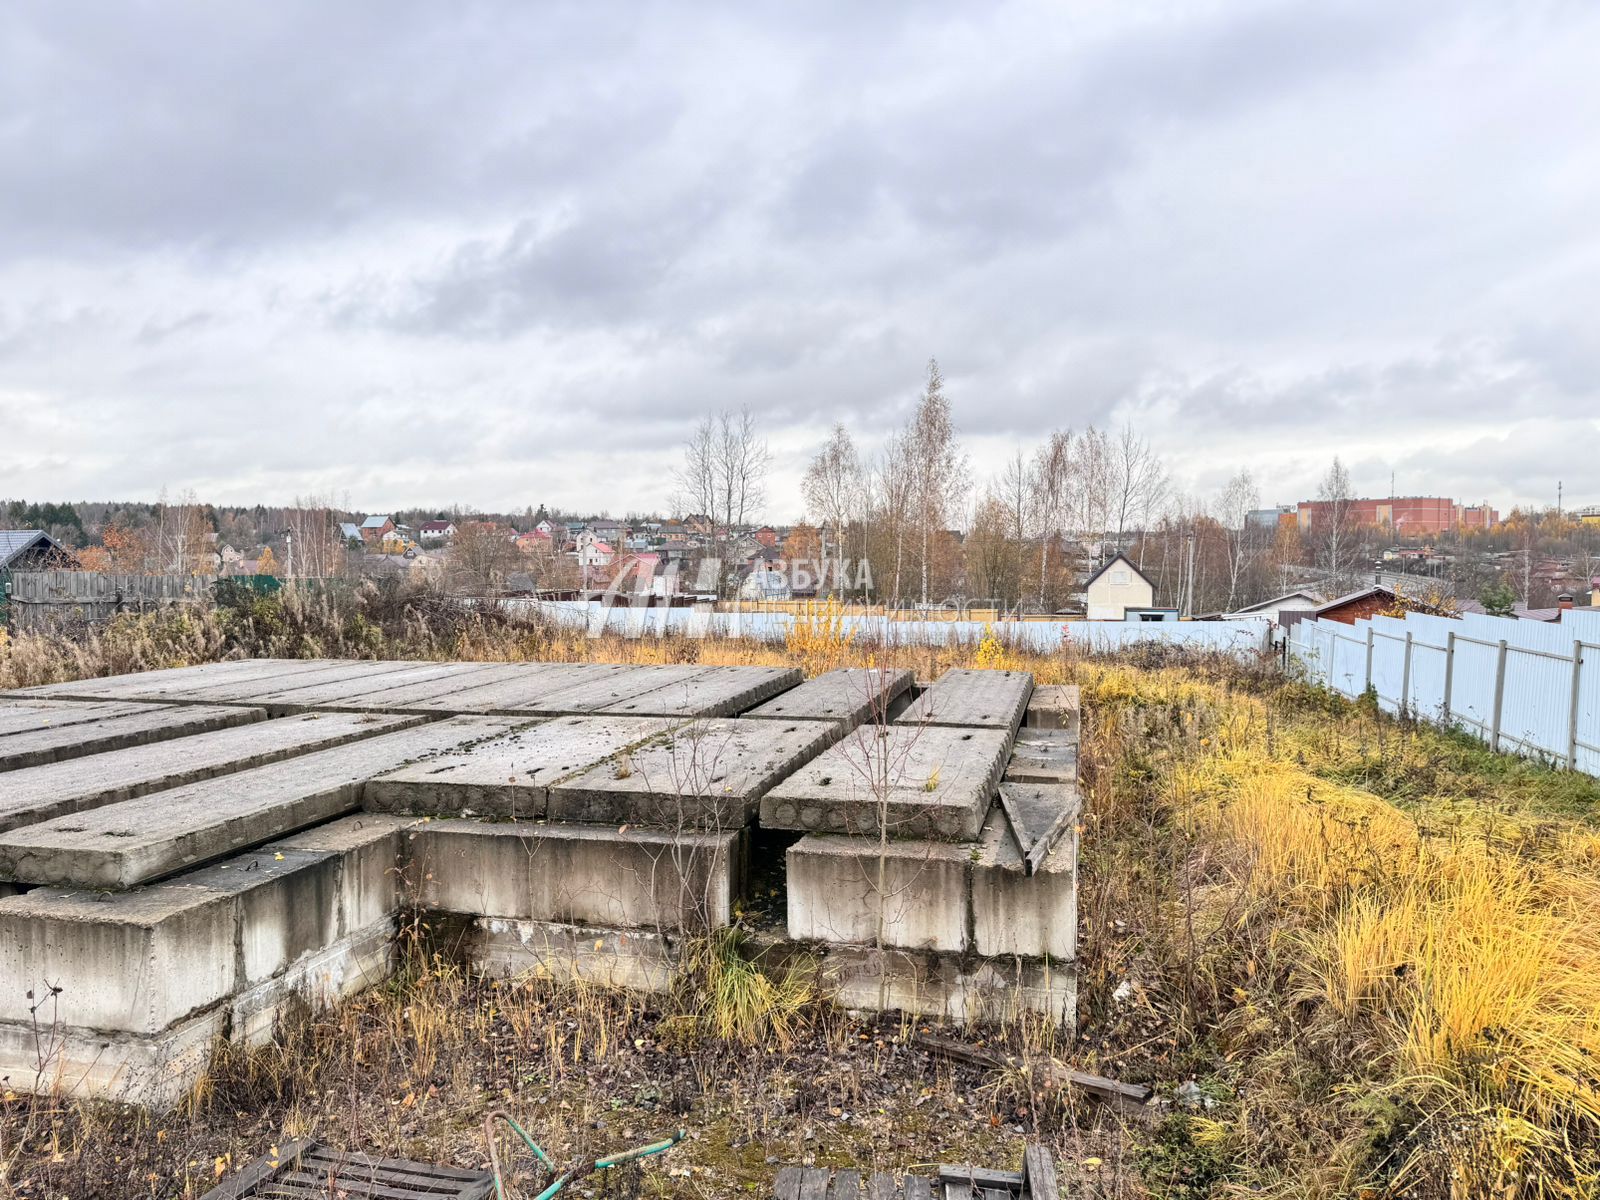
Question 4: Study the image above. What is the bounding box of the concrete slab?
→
[806,942,1076,1026]
[971,802,1077,960]
[397,662,635,712]
[0,716,526,889]
[364,715,677,819]
[597,665,802,718]
[761,724,1010,841]
[136,658,422,705]
[405,819,743,930]
[0,703,264,772]
[743,668,913,730]
[1024,684,1080,731]
[1004,728,1079,785]
[786,834,972,951]
[894,668,1034,732]
[0,699,172,736]
[4,658,338,701]
[511,664,708,715]
[0,711,419,834]
[547,717,837,829]
[235,660,511,712]
[997,780,1080,874]
[320,661,556,712]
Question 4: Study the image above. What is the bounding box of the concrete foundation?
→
[810,944,1076,1027]
[404,819,744,930]
[1004,728,1079,785]
[469,919,678,992]
[786,835,972,951]
[1024,685,1080,732]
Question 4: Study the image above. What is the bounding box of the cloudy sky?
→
[2,1,1598,520]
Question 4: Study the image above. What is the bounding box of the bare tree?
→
[871,431,916,607]
[907,360,969,606]
[1110,424,1166,556]
[1071,426,1114,563]
[1029,429,1073,608]
[1318,456,1355,591]
[674,407,771,597]
[995,449,1032,609]
[1216,469,1261,611]
[802,423,863,598]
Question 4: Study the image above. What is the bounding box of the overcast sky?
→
[2,1,1598,520]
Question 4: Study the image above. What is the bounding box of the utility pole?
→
[1184,529,1197,617]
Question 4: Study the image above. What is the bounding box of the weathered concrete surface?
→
[0,813,416,1107]
[598,665,802,718]
[971,802,1077,960]
[761,725,1010,841]
[894,668,1034,732]
[808,943,1076,1026]
[743,668,913,730]
[389,662,638,714]
[405,819,743,929]
[320,662,552,712]
[0,698,174,736]
[1004,728,1079,785]
[365,715,676,818]
[547,717,837,828]
[0,711,420,834]
[1024,684,1080,731]
[0,717,524,889]
[5,657,337,701]
[785,834,971,951]
[997,780,1080,874]
[0,702,264,772]
[209,660,510,712]
[471,920,677,992]
[133,659,422,705]
[513,664,706,715]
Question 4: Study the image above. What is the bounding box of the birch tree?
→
[1029,429,1073,608]
[802,423,863,598]
[1216,469,1261,611]
[674,407,771,596]
[907,360,968,606]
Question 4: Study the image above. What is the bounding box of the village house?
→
[359,515,395,545]
[418,520,456,542]
[1083,553,1156,620]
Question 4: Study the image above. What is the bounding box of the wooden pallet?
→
[198,1139,494,1199]
[775,1145,1057,1200]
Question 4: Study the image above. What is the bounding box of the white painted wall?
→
[1086,563,1153,621]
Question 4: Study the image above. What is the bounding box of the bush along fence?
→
[1287,607,1600,777]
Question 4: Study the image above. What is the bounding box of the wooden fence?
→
[4,571,219,633]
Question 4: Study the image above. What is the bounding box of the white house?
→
[1217,588,1324,625]
[418,520,456,542]
[1083,553,1155,620]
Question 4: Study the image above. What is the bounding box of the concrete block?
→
[971,805,1077,960]
[786,835,972,951]
[364,715,677,819]
[0,1006,226,1110]
[471,919,677,992]
[0,703,265,773]
[0,716,528,889]
[515,665,709,715]
[761,725,1009,841]
[132,659,425,706]
[392,663,639,714]
[547,717,836,829]
[894,669,1034,733]
[275,813,421,936]
[743,668,913,730]
[0,698,162,736]
[1024,685,1080,731]
[235,660,511,713]
[1004,728,1079,785]
[3,658,332,701]
[816,944,1076,1027]
[0,710,421,835]
[0,886,237,1034]
[320,662,556,713]
[406,819,743,930]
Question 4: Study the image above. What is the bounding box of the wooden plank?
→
[913,1031,1153,1109]
[828,1169,862,1200]
[1021,1145,1058,1200]
[775,1165,804,1200]
[903,1177,933,1200]
[798,1166,831,1200]
[867,1171,901,1200]
[935,1166,1022,1191]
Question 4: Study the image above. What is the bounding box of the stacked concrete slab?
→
[0,659,1083,1106]
[770,672,1081,1025]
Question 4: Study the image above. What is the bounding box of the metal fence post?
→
[1570,641,1586,771]
[1490,638,1508,752]
[1365,626,1375,693]
[1401,631,1413,713]
[1443,630,1456,722]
